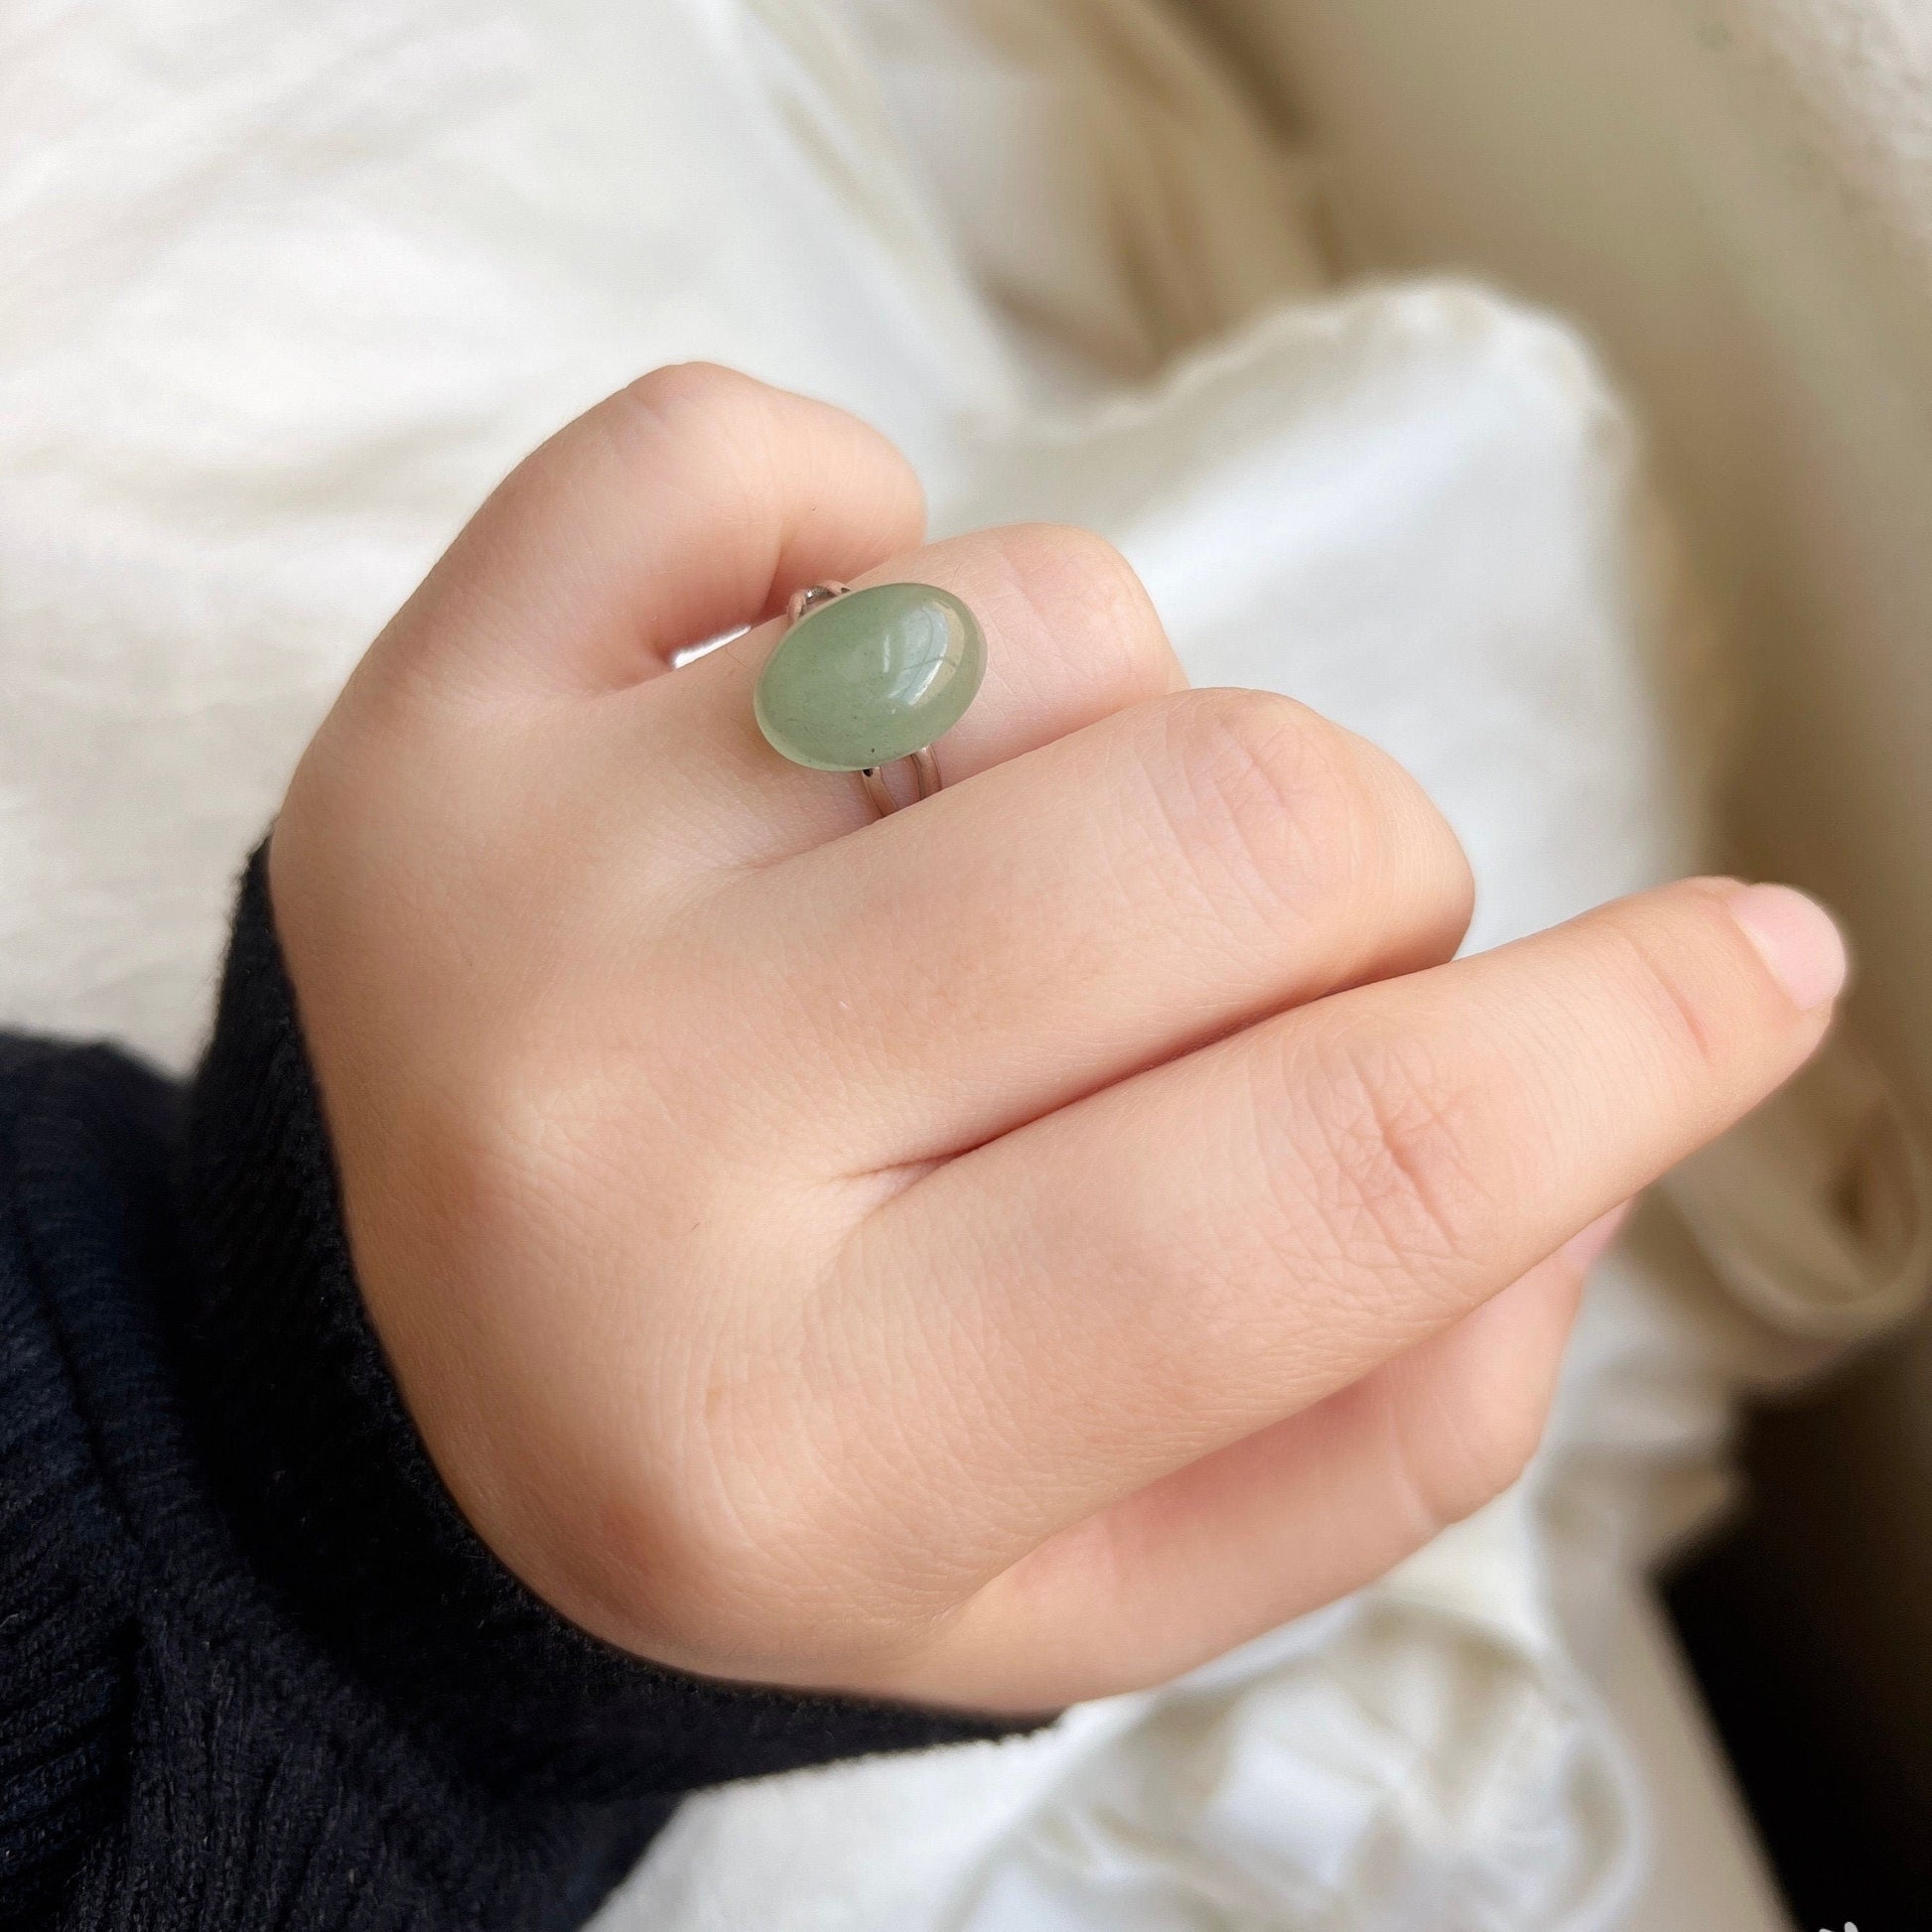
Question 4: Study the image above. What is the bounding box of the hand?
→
[270,364,1845,1712]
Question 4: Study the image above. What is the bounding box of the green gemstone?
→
[755,583,986,772]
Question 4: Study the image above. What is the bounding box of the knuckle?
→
[597,362,769,483]
[441,1035,606,1213]
[1437,840,1478,951]
[537,364,917,562]
[544,1372,897,1674]
[994,523,1173,695]
[1287,1027,1496,1283]
[629,1358,944,1668]
[491,364,759,517]
[1156,688,1371,932]
[628,1462,815,1650]
[1449,1385,1547,1509]
[614,359,760,435]
[543,1482,783,1671]
[1362,748,1476,951]
[1395,1381,1547,1535]
[1600,897,1739,1084]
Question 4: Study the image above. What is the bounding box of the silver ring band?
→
[859,746,941,817]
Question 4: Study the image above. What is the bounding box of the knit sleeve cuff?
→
[174,844,1020,1804]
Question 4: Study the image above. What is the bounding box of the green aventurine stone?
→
[755,582,986,771]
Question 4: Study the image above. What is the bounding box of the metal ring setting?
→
[754,579,987,818]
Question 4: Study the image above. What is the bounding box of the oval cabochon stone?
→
[755,583,985,771]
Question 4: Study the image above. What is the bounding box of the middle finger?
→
[693,685,1472,1169]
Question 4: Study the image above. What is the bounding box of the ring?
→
[754,582,986,816]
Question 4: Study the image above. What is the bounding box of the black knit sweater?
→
[0,852,1017,1929]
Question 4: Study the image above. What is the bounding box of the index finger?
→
[361,363,926,699]
[835,877,1844,1567]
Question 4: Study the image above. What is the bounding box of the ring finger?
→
[611,521,1186,869]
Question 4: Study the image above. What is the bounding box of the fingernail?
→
[1561,1199,1633,1271]
[1722,883,1849,1012]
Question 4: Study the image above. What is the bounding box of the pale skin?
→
[269,363,1848,1716]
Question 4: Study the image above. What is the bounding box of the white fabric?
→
[1,2,1923,1926]
[1706,0,1932,277]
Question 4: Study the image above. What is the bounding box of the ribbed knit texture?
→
[0,849,1024,1928]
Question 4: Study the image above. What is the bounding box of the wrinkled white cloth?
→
[1,2,1925,1928]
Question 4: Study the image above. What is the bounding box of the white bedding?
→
[2,2,1922,1925]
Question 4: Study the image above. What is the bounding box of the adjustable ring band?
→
[754,580,987,818]
[860,747,940,817]
[787,583,850,621]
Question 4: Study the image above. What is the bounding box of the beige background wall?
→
[1193,0,1932,1802]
